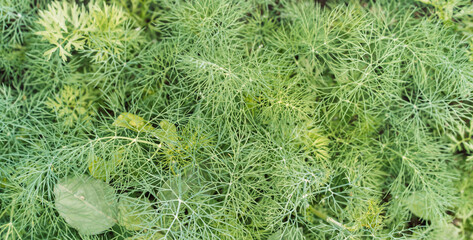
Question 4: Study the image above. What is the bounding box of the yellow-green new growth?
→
[112,112,155,132]
[35,1,137,62]
[45,85,95,126]
[35,1,89,61]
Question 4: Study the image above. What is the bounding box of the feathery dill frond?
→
[2,0,473,239]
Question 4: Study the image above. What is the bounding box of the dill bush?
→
[1,0,473,239]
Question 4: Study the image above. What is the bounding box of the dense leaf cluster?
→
[1,0,473,239]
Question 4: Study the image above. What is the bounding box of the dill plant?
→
[2,0,473,239]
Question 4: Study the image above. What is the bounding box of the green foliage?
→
[45,85,96,126]
[35,1,89,61]
[54,175,118,235]
[113,112,156,132]
[35,0,143,62]
[1,0,473,239]
[415,0,473,60]
[118,195,153,231]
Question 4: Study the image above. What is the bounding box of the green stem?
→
[307,206,350,232]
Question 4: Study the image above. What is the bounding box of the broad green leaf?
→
[154,120,179,144]
[158,169,198,202]
[268,227,304,240]
[88,148,124,181]
[88,155,108,181]
[113,113,155,132]
[118,196,153,231]
[126,233,166,240]
[157,169,199,230]
[430,223,461,240]
[406,191,432,220]
[159,176,189,202]
[54,176,118,235]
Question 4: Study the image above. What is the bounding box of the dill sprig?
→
[1,0,473,239]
